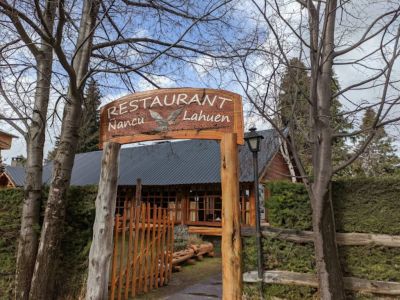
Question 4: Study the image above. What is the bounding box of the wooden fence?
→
[110,202,174,300]
[242,225,400,296]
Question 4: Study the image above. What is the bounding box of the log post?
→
[86,142,121,300]
[220,133,243,299]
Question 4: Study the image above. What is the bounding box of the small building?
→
[0,130,18,188]
[0,165,25,188]
[1,129,293,234]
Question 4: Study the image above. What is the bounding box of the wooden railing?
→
[110,202,174,300]
[242,225,400,296]
[241,225,400,247]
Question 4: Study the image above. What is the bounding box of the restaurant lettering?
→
[100,88,244,145]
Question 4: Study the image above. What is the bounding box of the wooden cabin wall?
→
[262,151,292,182]
[0,173,15,189]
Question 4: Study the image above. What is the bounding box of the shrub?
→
[0,186,97,300]
[243,177,400,299]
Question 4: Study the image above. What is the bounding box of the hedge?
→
[243,177,400,299]
[0,186,97,300]
[266,177,400,234]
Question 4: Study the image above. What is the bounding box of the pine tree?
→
[352,108,399,176]
[46,80,101,161]
[278,59,352,173]
[45,136,60,162]
[76,79,101,153]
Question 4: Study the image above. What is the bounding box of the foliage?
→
[266,178,400,234]
[46,136,60,162]
[350,108,400,177]
[76,80,101,154]
[266,181,312,230]
[278,59,353,174]
[173,225,204,251]
[0,186,97,299]
[46,80,101,161]
[244,178,400,299]
[0,189,23,299]
[54,186,97,299]
[174,225,190,251]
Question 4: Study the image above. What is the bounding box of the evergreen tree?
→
[46,136,60,162]
[278,58,352,173]
[352,108,399,176]
[46,80,101,161]
[76,79,101,153]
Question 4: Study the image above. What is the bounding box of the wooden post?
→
[86,142,121,300]
[220,133,243,300]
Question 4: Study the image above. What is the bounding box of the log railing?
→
[242,225,400,295]
[243,270,400,295]
[241,225,400,247]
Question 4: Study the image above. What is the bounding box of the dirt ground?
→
[133,256,222,299]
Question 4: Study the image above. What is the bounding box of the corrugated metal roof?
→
[7,129,281,187]
[4,165,25,186]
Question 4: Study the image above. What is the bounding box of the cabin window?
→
[115,188,128,215]
[188,190,222,225]
[115,184,252,226]
[141,188,182,223]
[186,186,251,225]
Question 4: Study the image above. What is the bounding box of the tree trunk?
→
[15,2,57,298]
[29,1,100,298]
[311,184,345,299]
[86,142,121,300]
[309,1,345,298]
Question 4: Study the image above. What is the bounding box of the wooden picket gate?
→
[110,202,174,299]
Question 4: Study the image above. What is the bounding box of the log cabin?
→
[1,129,293,234]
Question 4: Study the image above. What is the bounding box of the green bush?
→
[266,181,312,230]
[266,177,400,234]
[0,186,97,300]
[0,189,23,299]
[333,178,400,234]
[244,177,400,299]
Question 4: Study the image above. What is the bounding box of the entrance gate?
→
[110,202,174,299]
[86,88,244,300]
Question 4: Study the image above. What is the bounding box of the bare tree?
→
[223,1,400,298]
[2,0,238,298]
[0,1,58,298]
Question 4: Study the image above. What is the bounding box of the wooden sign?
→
[99,88,244,147]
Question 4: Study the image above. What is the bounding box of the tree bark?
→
[29,1,100,298]
[14,2,57,298]
[309,1,346,299]
[86,142,121,300]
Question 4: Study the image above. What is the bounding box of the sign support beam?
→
[220,133,243,300]
[86,142,121,300]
